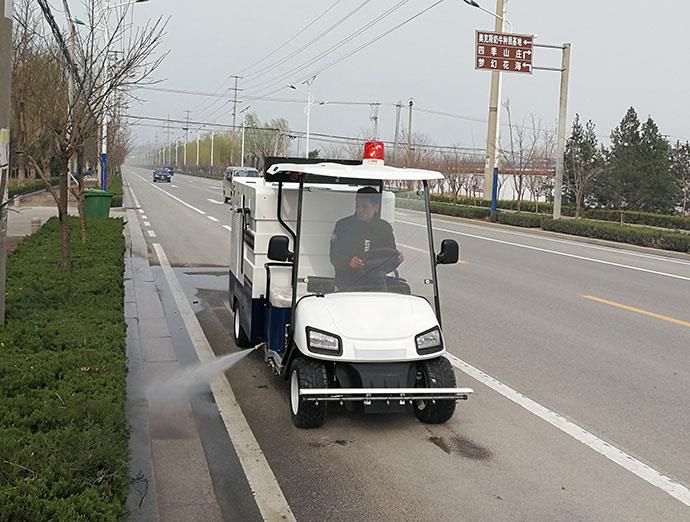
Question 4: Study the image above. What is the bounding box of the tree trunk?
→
[575,187,583,218]
[58,156,71,271]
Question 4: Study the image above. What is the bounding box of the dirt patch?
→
[428,434,492,461]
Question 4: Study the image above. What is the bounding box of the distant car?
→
[153,168,172,183]
[223,167,260,203]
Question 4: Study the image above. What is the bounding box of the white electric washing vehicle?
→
[228,142,473,428]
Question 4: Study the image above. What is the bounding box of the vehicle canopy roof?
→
[266,161,443,182]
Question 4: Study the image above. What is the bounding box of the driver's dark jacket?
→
[329,214,396,290]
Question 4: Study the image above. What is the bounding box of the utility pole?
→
[230,76,242,130]
[482,0,506,201]
[183,110,190,167]
[370,103,380,140]
[210,131,215,169]
[196,130,200,167]
[0,0,12,325]
[393,101,402,161]
[407,98,414,166]
[552,43,571,219]
[175,139,179,166]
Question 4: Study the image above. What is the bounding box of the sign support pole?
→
[552,43,571,220]
[482,0,506,201]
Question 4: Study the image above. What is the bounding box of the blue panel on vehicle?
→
[267,306,291,353]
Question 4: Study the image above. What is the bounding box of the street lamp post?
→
[288,75,317,159]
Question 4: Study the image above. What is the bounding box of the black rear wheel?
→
[290,358,328,429]
[414,357,457,424]
[232,301,252,348]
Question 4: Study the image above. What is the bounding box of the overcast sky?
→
[107,0,690,155]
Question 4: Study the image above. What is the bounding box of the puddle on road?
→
[428,435,492,460]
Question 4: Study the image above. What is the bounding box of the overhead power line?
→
[241,0,374,84]
[242,0,413,93]
[244,0,447,101]
[235,0,344,76]
[126,113,484,154]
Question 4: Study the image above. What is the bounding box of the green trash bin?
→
[84,189,113,218]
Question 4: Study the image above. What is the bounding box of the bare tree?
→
[21,0,168,269]
[500,100,544,211]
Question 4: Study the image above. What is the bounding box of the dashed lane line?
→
[207,216,219,223]
[152,243,296,522]
[399,220,690,283]
[445,353,690,508]
[207,198,224,205]
[147,230,156,238]
[145,180,207,215]
[143,221,151,227]
[222,225,232,232]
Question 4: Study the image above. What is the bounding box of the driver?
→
[329,187,404,290]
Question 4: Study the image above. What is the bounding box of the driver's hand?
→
[349,256,364,269]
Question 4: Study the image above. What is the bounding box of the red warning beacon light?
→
[363,141,385,165]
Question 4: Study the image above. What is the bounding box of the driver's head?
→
[355,187,380,222]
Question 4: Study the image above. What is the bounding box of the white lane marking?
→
[141,215,148,220]
[171,184,178,188]
[222,225,232,232]
[445,353,690,507]
[399,209,690,267]
[399,220,690,283]
[143,221,151,227]
[128,179,142,208]
[147,230,156,238]
[207,198,224,205]
[207,216,219,223]
[152,244,296,521]
[147,181,207,215]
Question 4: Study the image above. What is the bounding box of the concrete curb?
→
[123,177,225,522]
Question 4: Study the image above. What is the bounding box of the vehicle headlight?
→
[415,327,443,354]
[306,328,342,356]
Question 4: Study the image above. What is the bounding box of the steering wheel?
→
[362,247,402,277]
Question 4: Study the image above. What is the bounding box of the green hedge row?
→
[577,208,690,231]
[398,195,690,253]
[0,217,128,521]
[496,212,550,228]
[9,178,60,199]
[416,193,690,232]
[542,219,690,253]
[108,174,123,208]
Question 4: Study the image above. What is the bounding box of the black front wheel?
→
[414,357,457,424]
[290,358,328,429]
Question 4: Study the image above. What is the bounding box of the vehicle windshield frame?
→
[288,178,441,321]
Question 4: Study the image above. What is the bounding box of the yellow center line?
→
[398,243,467,265]
[582,295,690,329]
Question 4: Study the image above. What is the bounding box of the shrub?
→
[108,174,123,208]
[496,212,550,228]
[542,219,690,253]
[8,178,60,199]
[0,217,128,521]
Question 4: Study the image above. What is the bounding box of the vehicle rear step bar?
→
[300,387,474,402]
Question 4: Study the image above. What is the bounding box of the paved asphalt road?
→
[124,165,690,521]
